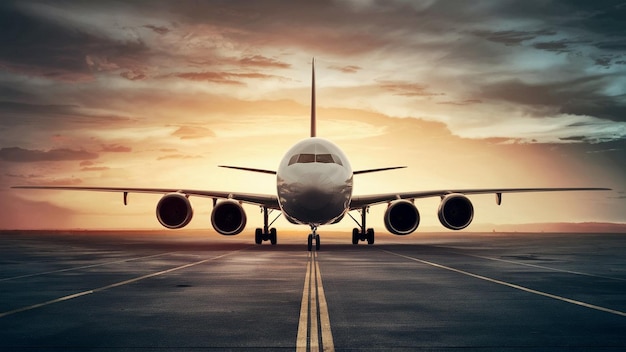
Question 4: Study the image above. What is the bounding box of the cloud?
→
[379,81,444,97]
[171,126,216,139]
[100,144,132,153]
[479,76,626,123]
[157,154,202,160]
[143,24,170,35]
[329,65,362,73]
[438,99,482,106]
[81,166,110,171]
[0,3,150,82]
[169,70,283,85]
[238,55,290,68]
[0,147,98,162]
[471,29,557,46]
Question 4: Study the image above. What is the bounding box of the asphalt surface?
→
[1,230,625,351]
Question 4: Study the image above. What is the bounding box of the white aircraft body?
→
[13,60,610,250]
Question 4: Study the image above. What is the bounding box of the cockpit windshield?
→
[288,153,343,166]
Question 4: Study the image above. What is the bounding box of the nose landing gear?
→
[307,225,320,251]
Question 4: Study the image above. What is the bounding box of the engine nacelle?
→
[438,194,474,230]
[156,193,193,229]
[384,200,420,235]
[211,200,247,235]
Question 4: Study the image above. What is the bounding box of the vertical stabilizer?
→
[310,58,316,137]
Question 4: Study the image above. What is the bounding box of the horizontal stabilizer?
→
[218,165,277,175]
[353,166,407,175]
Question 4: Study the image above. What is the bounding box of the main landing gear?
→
[348,206,375,245]
[307,225,320,251]
[255,206,281,245]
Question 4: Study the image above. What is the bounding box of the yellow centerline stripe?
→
[310,252,319,351]
[296,253,312,352]
[315,251,335,352]
[381,249,626,317]
[0,249,245,319]
[296,251,335,352]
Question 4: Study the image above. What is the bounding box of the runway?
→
[1,231,625,351]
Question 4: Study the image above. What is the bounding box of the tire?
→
[270,228,277,245]
[352,228,359,245]
[366,228,375,245]
[307,234,313,251]
[315,234,320,251]
[255,228,262,244]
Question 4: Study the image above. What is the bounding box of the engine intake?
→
[438,194,474,230]
[384,200,420,235]
[156,193,193,229]
[211,200,247,235]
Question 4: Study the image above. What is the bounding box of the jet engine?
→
[156,193,193,229]
[211,200,247,235]
[438,193,474,230]
[383,200,420,235]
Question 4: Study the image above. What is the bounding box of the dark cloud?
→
[532,40,578,53]
[0,2,150,81]
[0,101,78,117]
[479,76,626,122]
[143,24,170,35]
[0,147,98,162]
[472,29,557,46]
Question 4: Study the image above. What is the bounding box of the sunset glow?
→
[1,1,624,230]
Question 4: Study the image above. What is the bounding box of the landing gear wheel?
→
[366,228,375,245]
[255,228,263,245]
[269,228,277,245]
[315,234,320,251]
[307,234,313,251]
[352,228,359,245]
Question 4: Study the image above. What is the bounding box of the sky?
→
[1,0,625,231]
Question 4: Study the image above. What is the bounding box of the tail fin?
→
[310,57,316,138]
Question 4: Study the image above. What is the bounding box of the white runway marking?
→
[381,249,626,318]
[297,251,335,352]
[0,249,245,319]
[454,251,626,282]
[0,252,177,282]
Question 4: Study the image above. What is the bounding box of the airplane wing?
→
[350,187,611,210]
[11,186,280,209]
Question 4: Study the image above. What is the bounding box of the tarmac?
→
[1,230,625,351]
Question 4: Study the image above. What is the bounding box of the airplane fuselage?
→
[277,137,353,227]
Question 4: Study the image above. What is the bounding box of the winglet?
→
[310,57,316,138]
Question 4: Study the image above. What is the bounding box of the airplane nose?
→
[299,173,333,210]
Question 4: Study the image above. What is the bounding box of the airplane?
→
[13,59,610,251]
